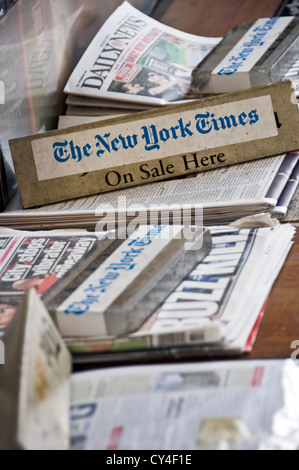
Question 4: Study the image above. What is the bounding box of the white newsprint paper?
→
[70,358,299,450]
[56,225,190,337]
[2,152,298,230]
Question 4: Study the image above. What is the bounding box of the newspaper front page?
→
[64,1,221,106]
[70,359,299,450]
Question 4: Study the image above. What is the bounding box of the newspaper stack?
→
[70,358,299,450]
[51,225,211,338]
[63,1,221,117]
[0,227,113,337]
[65,223,295,363]
[0,290,71,450]
[58,2,299,225]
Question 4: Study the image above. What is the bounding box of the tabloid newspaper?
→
[64,1,221,107]
[0,227,109,336]
[70,358,299,450]
[1,152,298,231]
[65,223,296,362]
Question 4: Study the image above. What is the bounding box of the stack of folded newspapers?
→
[70,358,299,450]
[3,3,299,227]
[63,1,221,117]
[51,223,295,363]
[54,2,299,227]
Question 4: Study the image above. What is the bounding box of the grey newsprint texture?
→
[0,340,4,364]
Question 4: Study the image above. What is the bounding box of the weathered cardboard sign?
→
[9,80,299,208]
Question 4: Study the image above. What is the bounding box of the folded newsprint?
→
[0,290,71,450]
[9,80,299,208]
[0,227,113,337]
[65,223,295,363]
[191,17,299,95]
[64,1,221,108]
[50,225,211,338]
[70,358,299,450]
[1,151,298,231]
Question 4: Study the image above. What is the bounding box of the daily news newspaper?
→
[64,1,221,106]
[70,358,299,450]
